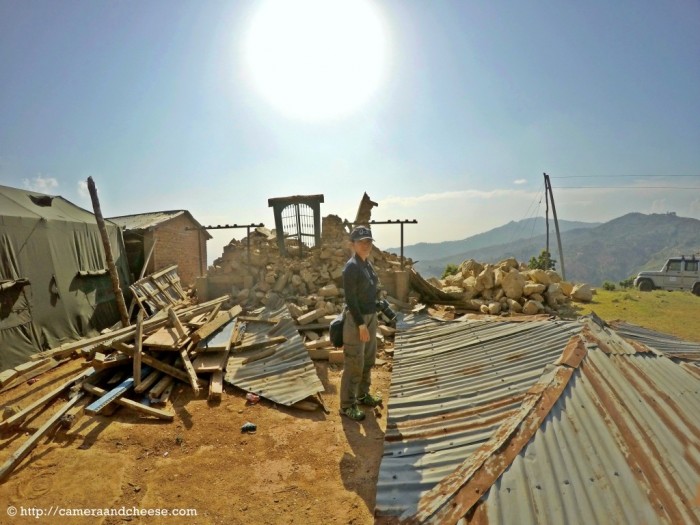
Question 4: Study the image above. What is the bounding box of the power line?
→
[550,174,699,178]
[554,186,700,190]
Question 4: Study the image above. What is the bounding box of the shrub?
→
[602,281,616,291]
[528,250,556,271]
[441,263,459,279]
[618,277,635,289]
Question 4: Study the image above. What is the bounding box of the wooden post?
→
[133,309,144,387]
[87,177,130,327]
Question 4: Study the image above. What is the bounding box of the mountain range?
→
[386,213,700,285]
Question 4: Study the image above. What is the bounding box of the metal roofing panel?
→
[224,307,324,406]
[476,349,700,525]
[376,318,582,516]
[611,320,700,361]
[109,211,185,231]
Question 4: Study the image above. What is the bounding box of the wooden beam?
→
[113,342,205,387]
[0,392,86,481]
[178,345,201,396]
[85,368,150,415]
[32,295,231,361]
[0,368,95,431]
[133,309,144,386]
[82,383,173,420]
[208,370,223,401]
[133,369,163,394]
[167,306,188,339]
[191,305,242,344]
[148,375,174,401]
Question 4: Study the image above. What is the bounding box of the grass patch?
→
[571,289,700,342]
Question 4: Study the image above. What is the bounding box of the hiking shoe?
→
[358,393,382,407]
[339,404,365,421]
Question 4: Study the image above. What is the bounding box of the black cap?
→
[350,225,374,242]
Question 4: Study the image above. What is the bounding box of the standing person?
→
[340,225,383,421]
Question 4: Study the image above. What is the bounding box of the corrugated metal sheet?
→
[109,210,185,231]
[475,349,700,525]
[610,320,700,360]
[376,318,582,516]
[383,316,700,524]
[224,306,324,406]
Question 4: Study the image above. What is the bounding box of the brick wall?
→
[152,214,207,287]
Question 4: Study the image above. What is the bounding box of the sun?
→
[243,0,389,121]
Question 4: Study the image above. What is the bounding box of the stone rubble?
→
[427,257,594,316]
[200,199,593,323]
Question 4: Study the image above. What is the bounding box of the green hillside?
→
[412,213,700,285]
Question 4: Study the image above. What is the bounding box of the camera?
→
[376,298,397,323]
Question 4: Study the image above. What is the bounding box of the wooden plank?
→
[85,367,150,415]
[296,308,325,325]
[0,392,86,482]
[82,383,173,421]
[192,351,229,373]
[148,375,174,400]
[0,368,96,431]
[167,306,188,339]
[208,370,224,401]
[93,352,132,370]
[133,369,163,394]
[31,295,231,361]
[191,305,242,344]
[178,345,201,395]
[133,309,144,387]
[114,342,206,387]
[304,336,332,350]
[307,348,331,360]
[156,381,175,405]
[0,358,65,394]
[142,326,186,350]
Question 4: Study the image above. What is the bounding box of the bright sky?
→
[1,0,699,264]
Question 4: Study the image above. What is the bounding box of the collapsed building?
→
[197,193,592,323]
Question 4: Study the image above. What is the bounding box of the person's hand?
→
[358,324,370,342]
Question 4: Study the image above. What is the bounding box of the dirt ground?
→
[0,352,393,525]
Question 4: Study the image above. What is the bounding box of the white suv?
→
[634,256,700,295]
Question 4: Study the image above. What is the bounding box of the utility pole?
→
[543,173,565,279]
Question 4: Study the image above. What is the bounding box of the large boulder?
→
[545,270,562,283]
[476,266,495,290]
[501,269,526,300]
[528,269,551,286]
[545,282,566,307]
[444,271,464,287]
[523,282,546,296]
[522,300,544,315]
[459,259,484,277]
[559,280,574,296]
[506,298,522,313]
[571,283,594,302]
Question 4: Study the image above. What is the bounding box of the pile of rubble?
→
[204,214,413,318]
[425,257,594,315]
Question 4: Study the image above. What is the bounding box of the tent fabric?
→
[0,185,130,371]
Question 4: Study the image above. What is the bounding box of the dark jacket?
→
[343,253,378,326]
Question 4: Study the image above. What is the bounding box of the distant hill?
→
[391,213,700,285]
[387,217,598,263]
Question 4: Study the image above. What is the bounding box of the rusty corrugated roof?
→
[109,210,212,239]
[380,315,700,524]
[376,318,582,517]
[610,320,700,361]
[224,306,324,406]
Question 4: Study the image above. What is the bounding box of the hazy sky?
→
[1,0,699,263]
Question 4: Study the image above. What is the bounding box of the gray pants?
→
[340,312,378,409]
